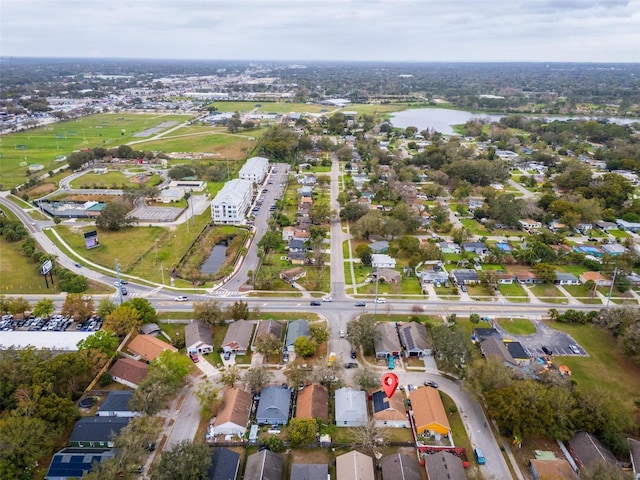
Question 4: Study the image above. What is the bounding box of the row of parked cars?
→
[0,313,103,332]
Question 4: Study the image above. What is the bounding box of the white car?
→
[322,296,333,302]
[339,330,346,338]
[174,296,189,302]
[374,297,386,304]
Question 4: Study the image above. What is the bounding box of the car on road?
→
[345,362,358,369]
[322,296,333,302]
[354,301,366,307]
[75,263,82,268]
[120,287,128,296]
[542,346,553,355]
[174,296,189,302]
[350,350,357,359]
[374,297,386,304]
[424,380,439,388]
[569,344,580,354]
[310,300,321,306]
[339,330,346,338]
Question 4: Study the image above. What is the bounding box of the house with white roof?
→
[335,388,367,427]
[239,156,269,183]
[371,254,396,269]
[210,179,252,225]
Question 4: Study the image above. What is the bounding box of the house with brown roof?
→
[409,387,451,438]
[579,271,612,287]
[210,388,253,437]
[336,451,374,480]
[530,458,577,480]
[222,320,254,354]
[108,357,148,388]
[424,451,466,480]
[371,268,401,284]
[295,384,328,423]
[127,334,177,362]
[255,320,284,343]
[398,322,431,357]
[381,453,421,480]
[372,390,408,428]
[280,267,306,283]
[374,322,402,359]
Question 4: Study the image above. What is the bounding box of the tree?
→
[103,305,141,336]
[97,298,117,318]
[112,416,162,474]
[254,333,281,362]
[288,418,318,446]
[350,419,388,453]
[150,440,211,480]
[32,298,54,319]
[346,314,380,356]
[353,366,379,389]
[0,413,51,480]
[243,366,273,393]
[0,295,10,315]
[283,361,312,388]
[258,230,283,253]
[193,300,222,326]
[309,322,330,343]
[430,325,471,374]
[194,380,219,416]
[131,369,180,415]
[76,330,119,357]
[61,293,93,321]
[533,263,557,284]
[8,296,30,319]
[293,336,317,358]
[261,435,285,453]
[152,350,191,386]
[220,365,242,387]
[95,200,136,231]
[227,300,249,320]
[123,298,157,324]
[580,461,633,480]
[465,357,515,396]
[340,203,369,222]
[470,313,481,324]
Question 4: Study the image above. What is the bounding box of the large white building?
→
[239,156,269,183]
[210,179,252,225]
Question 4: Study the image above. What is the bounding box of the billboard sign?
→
[84,230,99,249]
[40,259,53,275]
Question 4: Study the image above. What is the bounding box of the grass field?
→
[549,321,640,409]
[0,113,194,189]
[69,171,131,189]
[497,318,536,335]
[0,237,63,294]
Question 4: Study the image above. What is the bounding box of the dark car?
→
[350,350,357,359]
[354,301,366,307]
[345,362,358,369]
[424,380,439,388]
[542,346,553,355]
[310,300,321,306]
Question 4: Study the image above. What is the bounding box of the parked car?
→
[542,346,553,355]
[174,296,189,302]
[189,353,199,363]
[569,344,580,354]
[339,330,346,338]
[460,285,467,293]
[350,350,357,359]
[345,362,358,369]
[282,352,289,363]
[223,351,231,361]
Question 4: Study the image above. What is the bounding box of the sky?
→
[2,0,640,63]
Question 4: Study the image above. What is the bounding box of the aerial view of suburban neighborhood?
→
[2,4,640,480]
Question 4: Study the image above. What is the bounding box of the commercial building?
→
[210,178,253,225]
[239,156,269,183]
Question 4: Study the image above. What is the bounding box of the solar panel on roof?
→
[372,391,390,413]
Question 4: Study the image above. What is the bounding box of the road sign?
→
[40,259,53,275]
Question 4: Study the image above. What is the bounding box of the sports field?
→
[0,113,193,189]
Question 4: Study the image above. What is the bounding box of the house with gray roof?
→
[97,390,136,417]
[255,320,284,343]
[463,242,489,256]
[628,438,640,480]
[256,385,292,425]
[381,453,421,480]
[555,272,580,286]
[69,417,130,448]
[285,320,310,351]
[288,238,306,253]
[290,464,328,480]
[46,448,117,480]
[480,337,518,368]
[374,322,402,359]
[568,431,619,471]
[208,447,240,480]
[185,321,213,355]
[369,240,389,253]
[335,388,368,427]
[424,451,466,480]
[244,450,283,480]
[398,322,431,357]
[222,320,254,354]
[450,269,480,285]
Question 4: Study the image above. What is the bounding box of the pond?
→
[201,242,228,275]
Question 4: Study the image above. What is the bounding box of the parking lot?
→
[0,313,103,333]
[495,318,586,357]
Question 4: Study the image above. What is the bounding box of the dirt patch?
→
[24,182,57,198]
[287,448,332,464]
[512,435,564,480]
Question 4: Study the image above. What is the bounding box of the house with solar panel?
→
[372,390,409,428]
[398,322,431,357]
[46,448,116,480]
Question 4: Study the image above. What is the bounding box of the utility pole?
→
[606,267,618,308]
[373,264,380,316]
[115,259,124,305]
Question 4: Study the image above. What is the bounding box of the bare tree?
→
[243,366,273,393]
[220,365,242,388]
[350,419,388,454]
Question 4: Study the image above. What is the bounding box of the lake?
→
[389,107,640,135]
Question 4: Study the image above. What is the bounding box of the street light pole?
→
[115,259,124,305]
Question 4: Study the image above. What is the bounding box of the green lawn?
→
[0,236,63,294]
[497,282,529,301]
[497,318,536,335]
[0,113,193,189]
[529,284,567,303]
[549,321,640,409]
[608,229,630,239]
[70,171,130,189]
[563,285,602,305]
